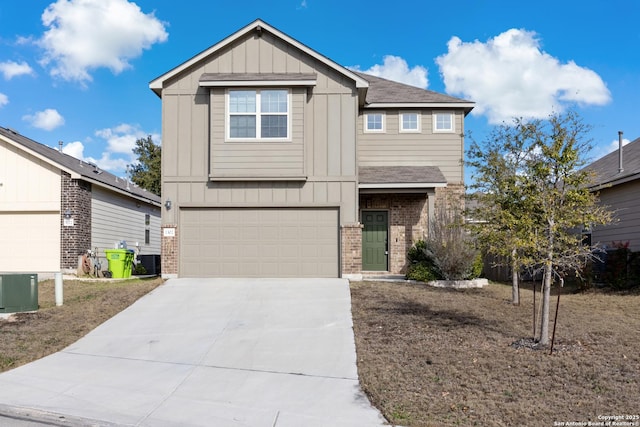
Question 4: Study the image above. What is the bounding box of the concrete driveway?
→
[0,278,386,426]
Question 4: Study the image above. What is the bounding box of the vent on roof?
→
[618,131,624,174]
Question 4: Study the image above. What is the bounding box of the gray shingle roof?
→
[584,137,640,188]
[354,71,474,108]
[0,127,160,205]
[359,166,446,185]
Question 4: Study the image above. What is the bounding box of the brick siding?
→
[341,223,363,275]
[60,172,92,270]
[161,225,178,276]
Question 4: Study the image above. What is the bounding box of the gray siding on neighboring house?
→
[591,180,640,252]
[357,109,465,184]
[161,30,359,225]
[91,186,161,256]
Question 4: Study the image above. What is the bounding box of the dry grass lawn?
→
[350,280,640,427]
[0,277,163,372]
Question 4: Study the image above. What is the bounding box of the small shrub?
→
[133,263,147,275]
[407,240,428,263]
[603,241,631,289]
[470,252,484,280]
[424,197,480,280]
[406,262,439,282]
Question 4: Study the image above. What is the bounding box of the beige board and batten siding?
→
[358,109,465,184]
[0,137,61,272]
[161,29,359,226]
[179,207,339,277]
[91,186,161,256]
[209,87,305,178]
[591,180,640,252]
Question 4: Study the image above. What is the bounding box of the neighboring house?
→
[586,135,640,252]
[150,19,474,279]
[0,127,161,275]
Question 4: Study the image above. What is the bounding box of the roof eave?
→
[365,102,475,111]
[359,182,447,189]
[0,132,80,178]
[589,171,640,191]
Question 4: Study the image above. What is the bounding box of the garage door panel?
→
[180,208,339,278]
[0,212,59,272]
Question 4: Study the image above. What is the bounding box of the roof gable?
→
[149,19,369,96]
[0,127,160,205]
[585,137,640,188]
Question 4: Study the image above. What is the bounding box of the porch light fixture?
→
[64,209,72,219]
[165,199,172,210]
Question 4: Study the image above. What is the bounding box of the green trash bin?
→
[104,249,135,278]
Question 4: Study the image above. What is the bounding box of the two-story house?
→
[150,19,474,279]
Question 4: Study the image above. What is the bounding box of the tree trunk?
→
[539,262,553,345]
[511,248,520,305]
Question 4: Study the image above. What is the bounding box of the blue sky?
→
[1,0,639,180]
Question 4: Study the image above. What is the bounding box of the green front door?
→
[362,211,388,271]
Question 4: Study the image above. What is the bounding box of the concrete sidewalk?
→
[0,278,386,426]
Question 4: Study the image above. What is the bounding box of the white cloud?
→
[61,140,85,158]
[38,0,168,83]
[436,29,611,124]
[0,93,8,107]
[95,123,144,154]
[23,108,65,130]
[91,123,160,174]
[0,61,35,80]
[352,55,428,89]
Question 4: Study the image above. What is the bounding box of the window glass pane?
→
[261,90,288,113]
[145,229,150,245]
[402,113,418,130]
[261,115,287,138]
[229,90,256,113]
[436,113,452,130]
[145,214,150,226]
[367,114,383,130]
[230,115,256,138]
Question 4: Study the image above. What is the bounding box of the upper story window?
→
[227,89,290,140]
[365,113,385,133]
[433,112,454,133]
[400,112,421,133]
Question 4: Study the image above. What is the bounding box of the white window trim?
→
[400,111,421,133]
[225,89,291,142]
[364,112,385,133]
[433,111,455,133]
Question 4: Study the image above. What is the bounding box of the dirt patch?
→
[0,277,163,372]
[350,280,640,427]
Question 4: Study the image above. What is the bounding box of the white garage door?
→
[0,212,60,272]
[180,208,339,278]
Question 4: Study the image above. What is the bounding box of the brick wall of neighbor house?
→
[360,194,429,274]
[60,172,92,269]
[161,225,178,276]
[341,224,363,275]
